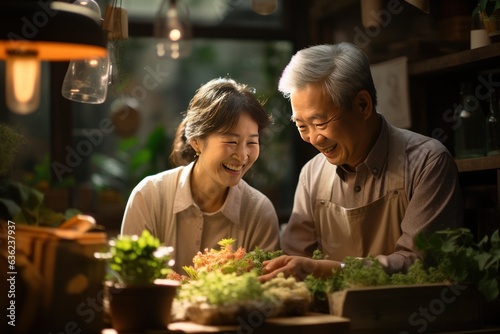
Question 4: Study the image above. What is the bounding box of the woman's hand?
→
[258,255,343,282]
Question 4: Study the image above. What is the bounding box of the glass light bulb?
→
[61,49,110,104]
[154,0,192,59]
[72,0,101,17]
[60,0,109,103]
[5,51,41,115]
[251,0,277,15]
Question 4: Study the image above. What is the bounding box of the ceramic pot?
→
[106,280,179,333]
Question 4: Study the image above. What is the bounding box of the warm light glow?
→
[154,0,192,59]
[72,0,102,20]
[86,58,100,67]
[167,5,183,41]
[5,52,41,115]
[170,43,180,59]
[251,0,277,15]
[0,1,108,113]
[0,41,107,60]
[169,29,181,41]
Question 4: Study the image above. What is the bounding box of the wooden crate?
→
[328,284,483,334]
[0,221,107,334]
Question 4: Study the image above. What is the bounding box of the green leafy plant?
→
[0,123,25,177]
[177,271,265,306]
[305,228,500,303]
[91,126,168,200]
[23,154,75,190]
[480,0,500,17]
[99,230,174,287]
[0,179,80,226]
[245,246,283,276]
[304,254,448,302]
[0,124,79,226]
[416,227,500,301]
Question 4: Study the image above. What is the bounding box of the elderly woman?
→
[121,78,280,273]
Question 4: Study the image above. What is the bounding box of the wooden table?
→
[102,313,351,334]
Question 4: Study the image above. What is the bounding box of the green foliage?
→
[312,249,324,260]
[337,256,391,289]
[104,230,174,286]
[304,274,329,302]
[305,255,449,301]
[245,247,283,276]
[390,259,448,285]
[0,123,25,177]
[0,179,79,227]
[480,0,500,17]
[91,126,168,198]
[23,154,75,189]
[177,271,264,306]
[416,227,500,301]
[305,228,500,303]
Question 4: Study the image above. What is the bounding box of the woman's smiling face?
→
[291,83,370,169]
[192,112,260,189]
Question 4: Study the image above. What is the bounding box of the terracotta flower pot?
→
[106,280,179,333]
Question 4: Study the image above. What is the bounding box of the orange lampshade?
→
[0,1,107,61]
[0,1,107,114]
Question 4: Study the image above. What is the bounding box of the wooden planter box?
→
[328,284,484,334]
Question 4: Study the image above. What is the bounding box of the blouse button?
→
[372,168,378,175]
[394,190,399,195]
[320,200,326,205]
[355,185,361,192]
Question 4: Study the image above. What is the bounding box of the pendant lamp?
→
[251,0,278,15]
[61,0,110,104]
[0,1,107,114]
[154,0,192,59]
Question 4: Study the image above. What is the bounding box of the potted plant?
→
[415,227,500,326]
[97,230,179,332]
[480,0,500,42]
[171,239,312,325]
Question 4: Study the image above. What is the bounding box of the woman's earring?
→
[194,151,201,158]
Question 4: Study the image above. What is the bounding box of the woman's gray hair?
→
[278,42,377,111]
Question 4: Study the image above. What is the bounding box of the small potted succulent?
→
[97,230,179,332]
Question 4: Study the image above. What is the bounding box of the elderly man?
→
[259,42,463,281]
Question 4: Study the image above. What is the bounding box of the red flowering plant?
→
[182,238,253,280]
[180,238,283,281]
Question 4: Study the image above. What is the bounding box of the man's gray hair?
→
[278,42,378,111]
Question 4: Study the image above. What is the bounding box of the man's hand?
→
[258,255,343,282]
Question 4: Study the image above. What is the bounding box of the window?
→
[1,0,296,232]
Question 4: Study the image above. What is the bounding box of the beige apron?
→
[314,128,409,261]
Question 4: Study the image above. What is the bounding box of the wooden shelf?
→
[455,155,500,172]
[409,43,500,76]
